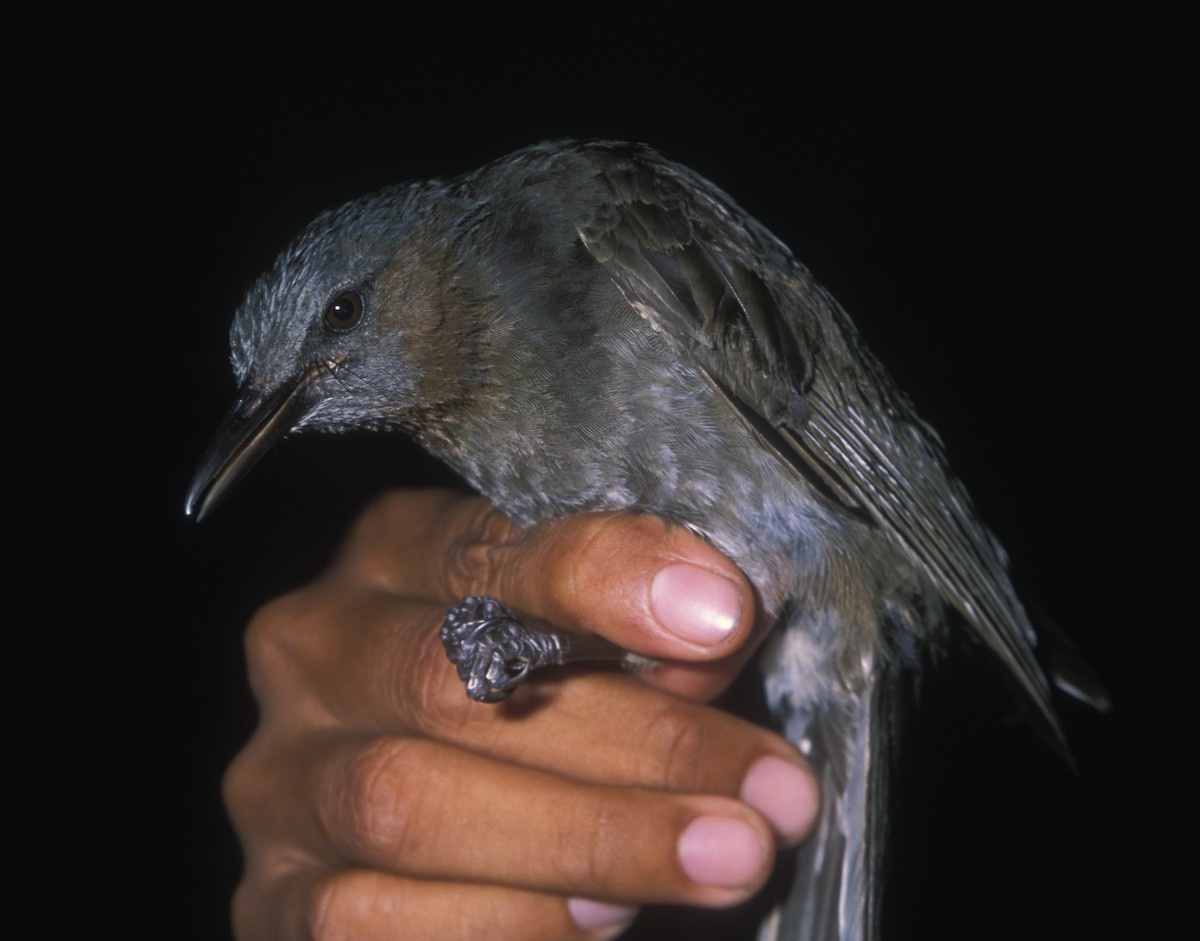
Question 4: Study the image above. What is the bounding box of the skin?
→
[223,489,819,940]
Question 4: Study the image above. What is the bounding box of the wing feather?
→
[574,143,1061,738]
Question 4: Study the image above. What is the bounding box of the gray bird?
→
[187,140,1105,941]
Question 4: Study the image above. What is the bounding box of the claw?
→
[439,595,628,702]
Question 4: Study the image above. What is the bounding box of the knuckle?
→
[381,615,479,739]
[222,731,289,848]
[335,490,430,587]
[242,591,310,685]
[539,512,663,619]
[560,801,624,896]
[232,850,309,941]
[241,586,341,714]
[246,590,306,641]
[327,738,434,861]
[221,742,259,834]
[534,514,612,591]
[442,502,522,597]
[640,702,707,792]
[303,873,358,941]
[405,658,478,739]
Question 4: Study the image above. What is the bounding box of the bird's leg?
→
[439,595,628,702]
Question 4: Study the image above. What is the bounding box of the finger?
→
[256,588,817,844]
[235,866,637,941]
[451,509,757,660]
[328,491,766,696]
[445,671,819,848]
[333,491,757,659]
[311,735,776,908]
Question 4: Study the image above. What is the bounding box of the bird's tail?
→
[759,670,897,941]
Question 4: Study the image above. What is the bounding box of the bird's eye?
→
[324,291,363,331]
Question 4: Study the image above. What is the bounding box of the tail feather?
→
[760,668,896,941]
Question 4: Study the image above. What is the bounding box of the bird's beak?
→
[185,370,318,521]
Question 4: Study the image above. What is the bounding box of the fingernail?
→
[650,564,742,645]
[677,814,767,888]
[567,898,639,937]
[740,755,820,845]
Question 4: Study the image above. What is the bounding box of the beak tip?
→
[183,486,207,522]
[186,373,313,526]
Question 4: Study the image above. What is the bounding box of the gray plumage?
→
[188,140,1105,940]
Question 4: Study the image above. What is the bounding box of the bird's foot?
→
[440,595,627,702]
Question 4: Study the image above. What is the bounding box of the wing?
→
[573,142,1063,741]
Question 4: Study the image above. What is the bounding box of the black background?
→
[10,4,1193,939]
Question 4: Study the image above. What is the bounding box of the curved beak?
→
[185,371,317,521]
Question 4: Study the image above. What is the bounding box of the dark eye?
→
[324,291,363,331]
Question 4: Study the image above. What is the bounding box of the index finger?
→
[327,490,767,699]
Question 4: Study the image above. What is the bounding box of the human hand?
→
[223,489,818,940]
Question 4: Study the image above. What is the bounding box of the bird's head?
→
[186,182,451,520]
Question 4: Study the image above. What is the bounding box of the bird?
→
[187,140,1106,941]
